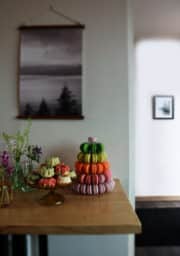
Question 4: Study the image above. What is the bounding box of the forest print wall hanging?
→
[17,25,84,119]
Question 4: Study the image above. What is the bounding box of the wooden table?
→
[0,179,141,234]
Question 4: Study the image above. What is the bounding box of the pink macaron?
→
[98,174,106,184]
[104,170,112,182]
[92,174,99,185]
[80,174,86,184]
[85,174,91,185]
[86,184,93,195]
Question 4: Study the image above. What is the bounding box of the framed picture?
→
[17,25,84,119]
[152,95,174,120]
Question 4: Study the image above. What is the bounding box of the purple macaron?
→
[105,180,115,192]
[92,184,99,195]
[73,183,81,193]
[87,184,93,195]
[80,184,87,195]
[99,183,106,194]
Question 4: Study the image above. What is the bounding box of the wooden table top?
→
[0,179,141,234]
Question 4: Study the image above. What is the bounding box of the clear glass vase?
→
[0,175,13,207]
[12,161,32,192]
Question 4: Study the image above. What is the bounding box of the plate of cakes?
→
[26,156,76,206]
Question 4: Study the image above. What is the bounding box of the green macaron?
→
[80,143,90,153]
[84,153,91,163]
[77,152,84,162]
[97,152,108,162]
[96,143,105,153]
[92,153,98,163]
[91,143,97,153]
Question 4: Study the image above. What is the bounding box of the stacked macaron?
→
[73,137,115,195]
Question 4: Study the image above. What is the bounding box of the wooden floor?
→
[136,247,180,256]
[136,201,180,209]
[136,198,180,256]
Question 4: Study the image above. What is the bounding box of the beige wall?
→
[133,0,180,39]
[0,0,131,255]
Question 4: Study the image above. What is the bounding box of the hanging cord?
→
[18,4,84,28]
[49,4,83,26]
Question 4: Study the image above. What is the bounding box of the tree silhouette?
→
[24,103,33,116]
[37,98,50,116]
[56,85,80,115]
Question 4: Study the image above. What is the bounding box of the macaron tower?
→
[73,137,115,195]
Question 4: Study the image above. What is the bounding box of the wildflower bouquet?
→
[1,121,42,192]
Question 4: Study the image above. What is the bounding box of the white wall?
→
[0,0,131,255]
[135,39,180,196]
[127,0,135,253]
[134,0,180,196]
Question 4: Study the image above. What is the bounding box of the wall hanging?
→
[152,95,174,120]
[17,25,84,120]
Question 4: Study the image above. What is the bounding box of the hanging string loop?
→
[49,4,83,26]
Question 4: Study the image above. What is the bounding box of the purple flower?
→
[0,151,9,167]
[6,166,13,176]
[0,151,13,176]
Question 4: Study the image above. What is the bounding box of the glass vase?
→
[0,177,13,207]
[12,161,32,192]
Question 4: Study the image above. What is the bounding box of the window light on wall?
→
[136,39,180,93]
[135,38,180,196]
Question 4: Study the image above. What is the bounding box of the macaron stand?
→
[26,157,76,206]
[73,137,115,195]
